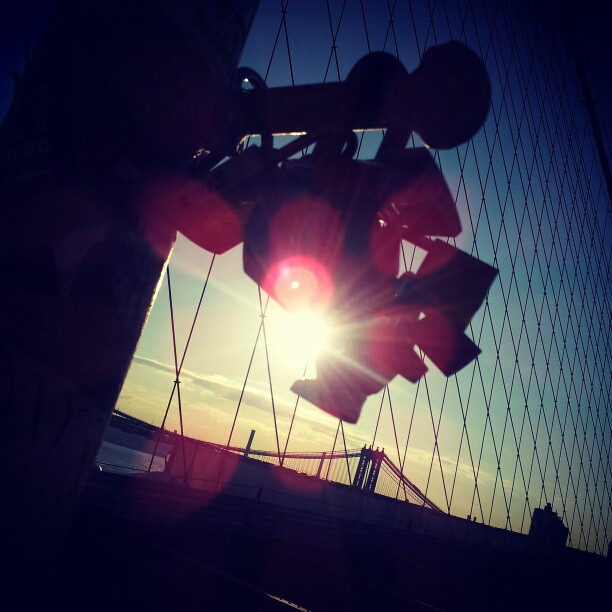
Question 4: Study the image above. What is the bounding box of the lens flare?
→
[263,255,334,312]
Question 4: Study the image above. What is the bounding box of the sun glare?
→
[276,310,332,361]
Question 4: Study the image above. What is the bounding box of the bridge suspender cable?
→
[339,420,353,484]
[325,421,341,481]
[258,286,283,463]
[148,255,216,472]
[281,360,308,466]
[166,267,189,485]
[217,294,270,490]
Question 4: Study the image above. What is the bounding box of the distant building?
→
[529,503,569,547]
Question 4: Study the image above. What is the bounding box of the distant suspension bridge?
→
[110,410,442,511]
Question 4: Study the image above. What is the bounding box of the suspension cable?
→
[148,255,216,471]
[258,287,282,463]
[339,420,352,484]
[166,267,188,484]
[214,294,270,492]
[281,360,308,465]
[371,385,386,448]
[325,420,341,480]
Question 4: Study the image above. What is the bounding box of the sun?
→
[273,308,332,362]
[291,311,331,357]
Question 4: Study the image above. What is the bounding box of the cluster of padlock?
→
[185,42,497,423]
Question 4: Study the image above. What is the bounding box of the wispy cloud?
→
[132,354,294,414]
[129,355,364,448]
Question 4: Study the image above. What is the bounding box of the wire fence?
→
[119,0,610,554]
[262,0,600,553]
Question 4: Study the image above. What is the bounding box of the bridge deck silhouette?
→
[73,459,607,610]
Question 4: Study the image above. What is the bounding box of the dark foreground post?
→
[0,0,259,560]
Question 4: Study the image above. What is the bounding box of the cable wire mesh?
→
[109,0,610,555]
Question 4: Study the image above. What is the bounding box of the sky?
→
[1,0,609,551]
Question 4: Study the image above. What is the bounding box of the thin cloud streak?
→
[132,354,294,413]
